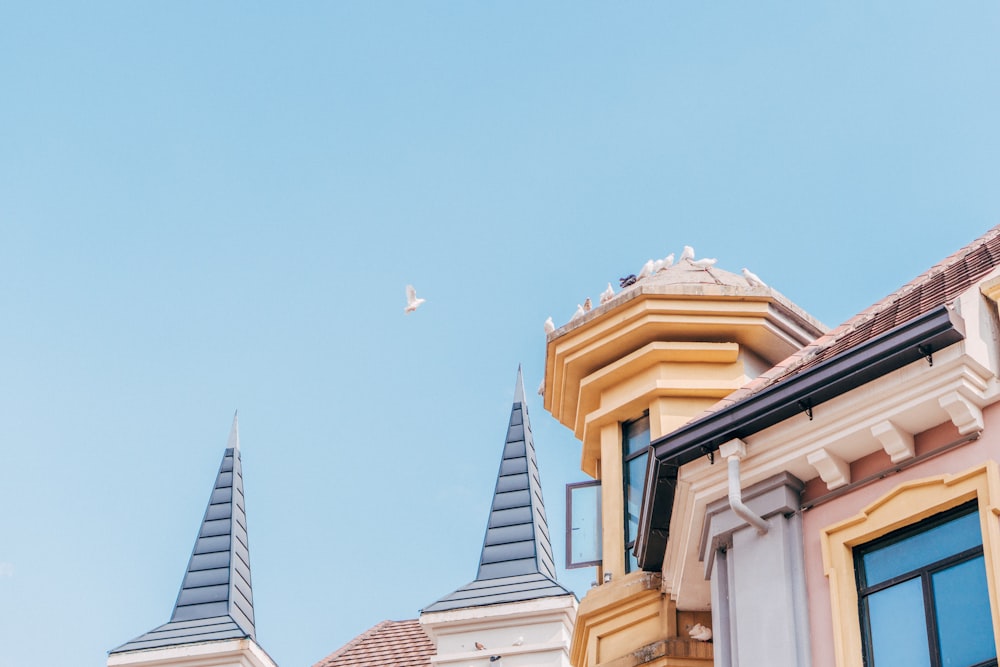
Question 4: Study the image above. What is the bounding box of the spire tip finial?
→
[227,411,240,451]
[513,365,525,404]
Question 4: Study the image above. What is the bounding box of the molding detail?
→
[939,391,985,434]
[820,462,1000,667]
[806,448,851,490]
[870,420,915,463]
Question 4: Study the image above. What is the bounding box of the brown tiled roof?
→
[312,619,434,667]
[711,224,1000,411]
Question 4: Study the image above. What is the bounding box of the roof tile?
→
[312,620,434,667]
[708,225,1000,412]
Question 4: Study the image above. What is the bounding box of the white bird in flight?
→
[680,245,695,263]
[742,267,766,288]
[404,285,425,313]
[543,316,555,334]
[600,282,615,304]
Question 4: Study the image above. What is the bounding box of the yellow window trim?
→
[820,461,1000,667]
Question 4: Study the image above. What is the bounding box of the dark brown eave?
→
[634,304,966,571]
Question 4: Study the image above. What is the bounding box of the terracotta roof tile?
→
[312,619,434,667]
[709,225,1000,411]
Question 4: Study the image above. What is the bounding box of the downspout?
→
[719,439,769,534]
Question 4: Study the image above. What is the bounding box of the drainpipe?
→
[719,438,769,534]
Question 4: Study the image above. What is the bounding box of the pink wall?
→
[801,407,1000,667]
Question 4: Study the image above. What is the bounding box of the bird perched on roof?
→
[689,623,713,642]
[475,642,487,651]
[637,259,655,280]
[583,297,592,312]
[512,636,523,647]
[620,274,637,288]
[742,267,766,288]
[537,379,545,396]
[680,245,695,263]
[691,257,717,270]
[600,282,614,304]
[656,253,675,272]
[404,285,425,313]
[570,304,586,322]
[543,316,555,334]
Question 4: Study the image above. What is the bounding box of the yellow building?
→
[546,229,1000,667]
[543,258,825,667]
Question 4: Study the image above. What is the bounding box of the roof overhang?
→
[634,304,967,571]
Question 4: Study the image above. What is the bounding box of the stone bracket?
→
[806,448,851,490]
[871,420,916,463]
[939,391,984,435]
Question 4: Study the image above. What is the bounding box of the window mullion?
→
[923,570,942,667]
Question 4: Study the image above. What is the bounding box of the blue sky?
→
[2,3,1000,666]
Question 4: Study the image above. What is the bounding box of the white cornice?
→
[661,342,999,609]
[107,639,277,667]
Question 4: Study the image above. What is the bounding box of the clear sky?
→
[2,3,1000,666]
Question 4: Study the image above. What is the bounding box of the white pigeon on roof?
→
[691,257,717,270]
[544,316,555,334]
[600,282,615,304]
[742,267,766,288]
[638,259,655,280]
[680,245,695,263]
[657,252,675,272]
[570,304,586,322]
[583,297,592,312]
[689,623,713,642]
[404,285,425,313]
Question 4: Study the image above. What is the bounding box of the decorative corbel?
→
[806,447,851,490]
[939,391,984,435]
[871,420,916,463]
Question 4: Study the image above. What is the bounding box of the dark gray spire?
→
[423,367,573,613]
[110,415,257,654]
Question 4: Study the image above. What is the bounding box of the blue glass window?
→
[622,414,650,573]
[855,503,996,667]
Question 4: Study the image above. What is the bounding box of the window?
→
[822,463,1000,667]
[855,502,996,667]
[623,414,650,573]
[566,480,602,569]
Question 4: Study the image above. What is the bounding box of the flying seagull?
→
[404,285,425,313]
[680,245,695,263]
[742,267,766,288]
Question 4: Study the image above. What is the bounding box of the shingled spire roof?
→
[423,367,573,613]
[111,414,258,654]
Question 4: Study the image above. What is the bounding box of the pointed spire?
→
[513,364,526,405]
[110,419,257,654]
[228,410,240,451]
[422,367,573,612]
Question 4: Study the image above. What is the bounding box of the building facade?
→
[544,229,1000,667]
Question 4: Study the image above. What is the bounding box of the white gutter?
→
[719,439,769,534]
